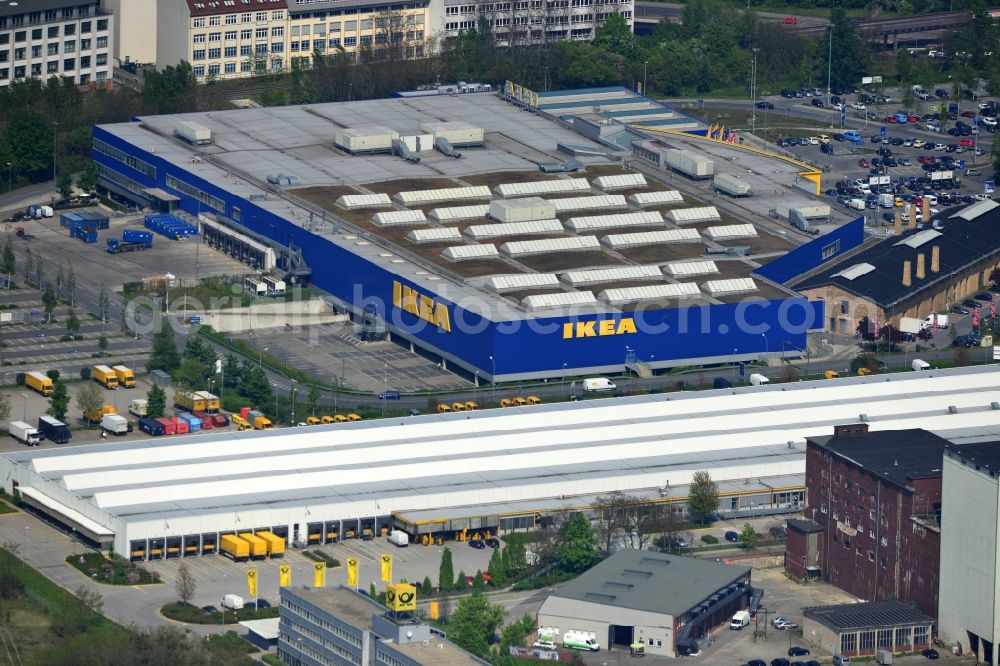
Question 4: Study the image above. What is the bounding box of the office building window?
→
[271,42,283,52]
[81,20,91,33]
[64,24,75,36]
[209,16,221,26]
[209,32,221,42]
[240,45,251,55]
[97,19,107,30]
[30,63,41,76]
[193,50,206,60]
[193,18,206,27]
[224,46,236,57]
[193,65,205,76]
[225,30,237,40]
[208,64,220,75]
[96,36,107,47]
[48,26,59,39]
[31,28,42,40]
[96,53,106,65]
[225,62,236,73]
[47,61,58,73]
[47,43,58,55]
[64,40,75,52]
[80,55,90,67]
[240,29,252,39]
[226,14,238,24]
[208,48,221,58]
[193,34,206,43]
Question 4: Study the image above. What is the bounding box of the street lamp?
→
[51,121,59,197]
[760,332,768,364]
[489,355,496,404]
[562,362,567,399]
[290,381,297,424]
[751,48,760,136]
[544,66,549,92]
[381,363,388,417]
[732,348,739,385]
[5,162,10,195]
[643,60,648,97]
[21,392,27,421]
[826,26,833,107]
[259,347,268,369]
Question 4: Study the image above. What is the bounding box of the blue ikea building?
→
[92,101,863,382]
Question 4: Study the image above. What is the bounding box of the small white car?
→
[808,136,820,145]
[851,101,866,110]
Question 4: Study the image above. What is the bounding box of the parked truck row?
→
[8,415,71,446]
[219,531,286,561]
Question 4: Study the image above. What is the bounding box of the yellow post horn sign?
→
[279,564,291,587]
[247,568,258,597]
[313,562,326,588]
[386,583,417,612]
[380,553,392,583]
[347,558,359,587]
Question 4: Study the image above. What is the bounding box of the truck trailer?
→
[256,531,286,557]
[220,535,250,561]
[238,533,268,559]
[9,421,40,446]
[175,391,209,412]
[25,371,54,396]
[37,415,71,444]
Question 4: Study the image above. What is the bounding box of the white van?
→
[563,630,600,651]
[388,530,409,547]
[582,378,616,392]
[912,359,931,371]
[730,610,751,630]
[749,373,770,386]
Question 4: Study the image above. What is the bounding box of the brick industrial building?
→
[794,200,1000,335]
[785,424,944,618]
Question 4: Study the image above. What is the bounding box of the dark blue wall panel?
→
[94,126,825,375]
[752,217,865,285]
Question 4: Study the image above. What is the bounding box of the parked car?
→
[977,292,995,301]
[951,305,970,315]
[725,531,740,542]
[469,539,486,549]
[485,537,500,548]
[788,647,811,657]
[921,648,940,660]
[771,659,790,666]
[783,15,797,23]
[756,101,775,109]
[671,536,690,548]
[964,299,981,308]
[935,88,950,98]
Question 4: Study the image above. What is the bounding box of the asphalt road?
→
[634,1,829,29]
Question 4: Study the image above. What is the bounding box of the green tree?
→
[896,49,914,83]
[241,366,272,406]
[0,392,10,423]
[592,12,636,58]
[34,256,43,290]
[308,384,321,415]
[455,569,467,589]
[65,266,75,305]
[438,546,454,593]
[222,353,241,388]
[147,383,166,418]
[421,576,433,597]
[739,522,757,550]
[65,307,80,335]
[76,162,98,193]
[56,171,72,201]
[97,335,108,351]
[472,570,486,590]
[827,8,869,89]
[49,380,70,422]
[55,263,64,300]
[1,236,15,278]
[22,247,32,285]
[176,357,210,391]
[558,513,599,573]
[75,383,104,422]
[446,590,506,658]
[500,614,536,651]
[687,470,720,523]
[148,323,181,372]
[97,281,108,321]
[488,545,507,587]
[142,61,197,114]
[41,283,57,322]
[4,109,54,179]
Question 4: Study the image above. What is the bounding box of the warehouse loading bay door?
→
[611,625,634,648]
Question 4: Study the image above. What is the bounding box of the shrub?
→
[15,372,24,385]
[701,534,719,544]
[80,367,91,380]
[47,369,60,381]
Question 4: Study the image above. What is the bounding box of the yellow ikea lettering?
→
[561,317,637,339]
[392,281,452,332]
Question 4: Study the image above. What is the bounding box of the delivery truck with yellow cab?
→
[92,365,119,389]
[112,365,135,388]
[25,371,54,396]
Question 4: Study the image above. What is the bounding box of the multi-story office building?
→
[278,585,488,666]
[157,0,429,82]
[431,0,633,46]
[0,0,113,89]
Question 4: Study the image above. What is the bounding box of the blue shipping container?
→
[60,212,83,229]
[177,412,201,431]
[122,229,153,246]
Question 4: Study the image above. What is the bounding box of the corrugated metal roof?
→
[565,212,663,232]
[628,190,684,207]
[667,206,722,224]
[494,178,590,198]
[703,224,757,240]
[501,236,601,257]
[831,262,877,281]
[602,228,700,248]
[442,244,499,260]
[803,601,933,632]
[464,219,563,240]
[395,186,491,205]
[592,173,647,190]
[429,205,490,222]
[550,195,628,213]
[487,274,561,292]
[406,227,463,244]
[336,194,392,209]
[893,228,942,249]
[372,210,427,227]
[600,283,701,304]
[703,277,757,296]
[950,199,999,221]
[522,291,597,309]
[664,261,719,277]
[562,265,664,286]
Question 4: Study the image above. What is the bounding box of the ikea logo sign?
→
[562,318,637,339]
[392,281,452,332]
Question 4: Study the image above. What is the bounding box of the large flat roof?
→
[284,586,380,630]
[549,550,750,617]
[807,428,950,489]
[4,366,1000,540]
[803,600,933,632]
[97,94,797,318]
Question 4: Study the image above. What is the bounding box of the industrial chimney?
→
[931,245,940,273]
[916,252,926,280]
[903,260,912,287]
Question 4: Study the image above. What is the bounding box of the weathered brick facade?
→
[788,425,943,619]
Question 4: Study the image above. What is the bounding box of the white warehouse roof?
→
[4,366,1000,555]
